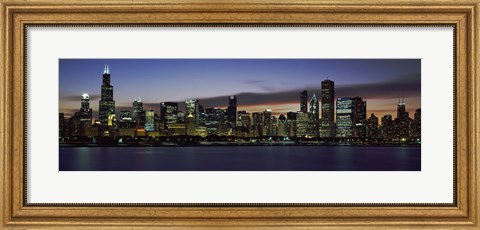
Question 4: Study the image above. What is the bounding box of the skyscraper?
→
[412,108,421,140]
[381,114,394,140]
[236,111,251,136]
[277,114,288,137]
[320,79,335,138]
[186,113,196,136]
[144,110,155,132]
[59,113,65,138]
[185,99,199,125]
[227,96,237,130]
[300,90,308,113]
[286,112,297,137]
[79,93,92,123]
[296,112,310,137]
[395,98,410,139]
[309,93,319,137]
[160,102,178,130]
[352,97,367,139]
[252,112,263,137]
[336,97,354,138]
[263,109,272,136]
[132,98,143,123]
[366,113,379,139]
[98,65,115,126]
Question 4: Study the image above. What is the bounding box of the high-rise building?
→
[132,98,143,123]
[296,112,310,137]
[186,113,196,136]
[263,109,272,136]
[395,98,410,139]
[412,108,421,140]
[381,114,394,140]
[99,65,115,126]
[336,97,354,138]
[300,90,308,113]
[119,111,136,129]
[271,116,278,136]
[277,114,288,137]
[320,79,335,138]
[236,111,251,136]
[176,111,185,124]
[185,99,199,125]
[79,93,92,123]
[227,96,237,130]
[286,112,297,137]
[160,102,178,130]
[120,111,132,121]
[352,97,367,139]
[252,112,263,137]
[366,113,379,138]
[309,93,319,137]
[59,113,65,138]
[144,110,155,131]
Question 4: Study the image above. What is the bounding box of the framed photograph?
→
[1,0,478,229]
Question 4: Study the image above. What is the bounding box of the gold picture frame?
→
[1,0,478,229]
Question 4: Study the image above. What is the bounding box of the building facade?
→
[320,79,335,138]
[98,65,115,126]
[336,97,354,138]
[300,90,308,113]
[352,97,367,139]
[227,96,237,130]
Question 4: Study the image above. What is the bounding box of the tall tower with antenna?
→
[99,64,115,126]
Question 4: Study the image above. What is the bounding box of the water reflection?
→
[59,146,421,171]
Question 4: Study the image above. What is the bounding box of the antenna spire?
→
[104,64,110,74]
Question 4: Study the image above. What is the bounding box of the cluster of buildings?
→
[59,65,421,143]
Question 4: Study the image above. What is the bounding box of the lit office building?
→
[132,98,143,123]
[167,123,186,136]
[144,110,155,132]
[120,111,132,121]
[277,114,288,137]
[411,108,421,140]
[80,93,92,123]
[252,112,263,137]
[352,97,367,139]
[236,111,251,137]
[160,102,178,130]
[366,113,379,138]
[227,96,237,130]
[300,90,308,113]
[185,99,199,125]
[309,93,319,137]
[381,114,395,140]
[336,97,354,138]
[98,65,115,126]
[395,98,410,139]
[263,109,273,136]
[186,113,196,136]
[59,113,66,138]
[195,126,208,137]
[286,112,297,137]
[296,112,310,137]
[176,111,185,124]
[320,79,335,138]
[118,110,136,131]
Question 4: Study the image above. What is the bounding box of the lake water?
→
[59,146,421,171]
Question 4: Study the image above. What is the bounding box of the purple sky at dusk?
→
[59,59,421,119]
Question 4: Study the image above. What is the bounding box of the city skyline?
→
[59,59,421,119]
